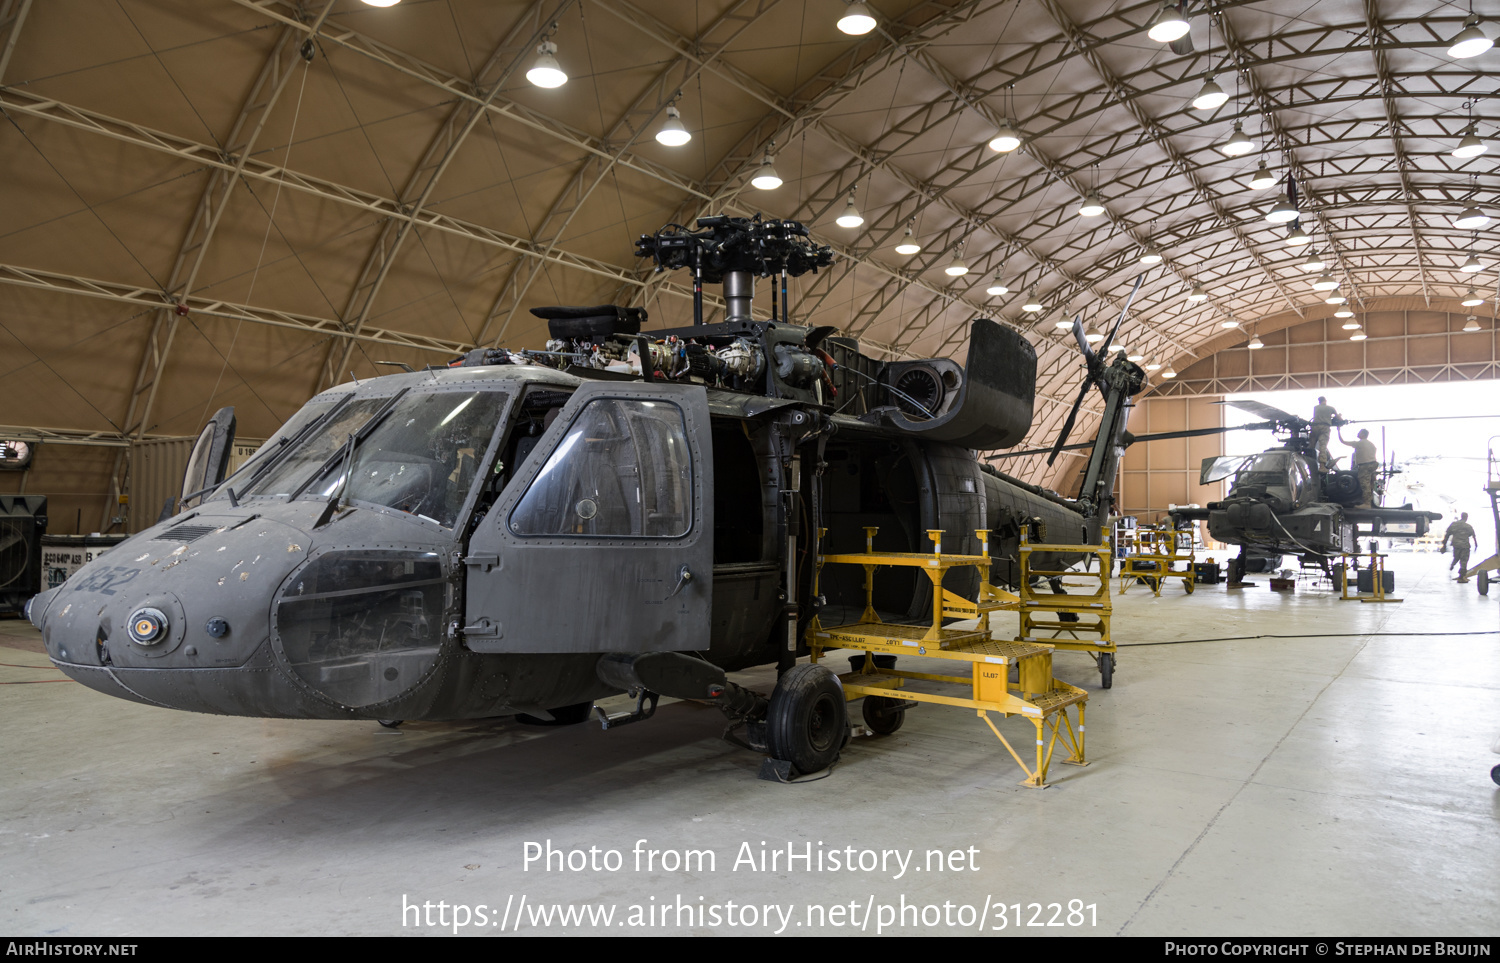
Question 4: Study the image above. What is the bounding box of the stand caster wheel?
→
[862,696,906,735]
[1098,653,1114,689]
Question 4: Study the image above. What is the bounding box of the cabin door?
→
[462,382,714,654]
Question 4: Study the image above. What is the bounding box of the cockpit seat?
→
[529,304,646,341]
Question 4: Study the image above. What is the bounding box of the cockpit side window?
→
[508,398,692,538]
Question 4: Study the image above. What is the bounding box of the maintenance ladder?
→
[1016,532,1117,687]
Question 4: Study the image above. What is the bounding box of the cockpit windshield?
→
[240,396,394,500]
[300,389,510,529]
[1229,451,1311,505]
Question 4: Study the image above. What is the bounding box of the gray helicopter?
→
[26,215,1145,777]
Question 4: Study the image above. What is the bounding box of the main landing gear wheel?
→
[766,664,849,775]
[1479,570,1489,596]
[1097,652,1114,689]
[861,696,906,735]
[517,701,594,726]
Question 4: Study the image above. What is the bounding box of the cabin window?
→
[509,398,692,538]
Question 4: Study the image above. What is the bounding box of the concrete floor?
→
[3,552,1497,937]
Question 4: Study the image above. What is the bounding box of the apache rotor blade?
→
[994,419,1278,459]
[1101,274,1145,362]
[1047,377,1094,466]
[1215,398,1300,423]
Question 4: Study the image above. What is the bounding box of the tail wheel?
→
[767,664,849,775]
[861,696,906,735]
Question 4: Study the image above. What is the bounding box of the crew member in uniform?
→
[1441,512,1479,583]
[1310,396,1338,470]
[1337,426,1379,507]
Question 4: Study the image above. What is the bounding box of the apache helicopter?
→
[25,215,1147,777]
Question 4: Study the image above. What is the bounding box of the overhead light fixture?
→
[945,252,969,277]
[986,273,1009,296]
[1464,315,1483,332]
[1192,76,1229,112]
[894,225,921,255]
[751,151,782,190]
[1221,122,1255,157]
[1147,2,1190,43]
[361,0,400,6]
[1220,317,1240,329]
[1448,17,1493,59]
[1078,190,1105,218]
[1285,224,1311,246]
[836,192,864,228]
[1186,284,1208,302]
[1462,285,1485,306]
[1248,334,1264,349]
[1454,125,1487,159]
[837,0,877,36]
[1161,364,1178,378]
[1312,272,1340,291]
[1023,288,1043,312]
[1266,197,1299,223]
[655,104,691,147]
[1349,325,1367,341]
[1454,205,1490,230]
[526,39,568,88]
[988,120,1022,153]
[1127,349,1146,362]
[1249,161,1277,190]
[1337,309,1357,322]
[1325,292,1348,305]
[1054,317,1075,331]
[1084,324,1105,343]
[1139,243,1163,265]
[1300,250,1326,273]
[1461,251,1483,273]
[1145,359,1163,371]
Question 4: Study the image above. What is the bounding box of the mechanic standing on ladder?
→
[1337,426,1380,507]
[1441,512,1479,583]
[1311,396,1339,470]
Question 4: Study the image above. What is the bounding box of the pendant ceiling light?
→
[751,149,782,190]
[655,104,691,147]
[945,254,969,277]
[1325,292,1348,305]
[1454,125,1487,159]
[1455,205,1490,230]
[1221,122,1255,157]
[1161,363,1178,378]
[1192,76,1228,112]
[1147,2,1190,43]
[1461,251,1483,273]
[1266,197,1299,223]
[1023,288,1044,312]
[526,39,568,88]
[1055,317,1075,331]
[1285,224,1311,246]
[1312,273,1340,292]
[1145,359,1163,371]
[986,273,1009,296]
[836,191,864,228]
[1462,286,1485,306]
[1078,190,1106,218]
[1220,316,1241,329]
[836,1,877,35]
[988,120,1022,153]
[1127,349,1146,362]
[1349,325,1367,341]
[1249,161,1277,190]
[1448,17,1493,59]
[1464,315,1483,332]
[1300,251,1326,273]
[1187,284,1208,302]
[1139,243,1163,265]
[1338,311,1358,324]
[1248,334,1264,349]
[1084,324,1105,343]
[894,224,921,255]
[361,0,400,6]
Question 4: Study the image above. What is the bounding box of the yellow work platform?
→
[1014,532,1117,688]
[1118,526,1196,597]
[806,528,1086,788]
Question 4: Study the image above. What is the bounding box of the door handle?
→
[664,565,693,600]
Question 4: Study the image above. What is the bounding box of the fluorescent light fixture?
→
[837,1,877,35]
[988,121,1022,153]
[1448,18,1493,59]
[1221,121,1255,157]
[1078,190,1105,218]
[1454,126,1487,159]
[1139,244,1163,265]
[1266,198,1299,223]
[1455,205,1490,230]
[1300,251,1326,273]
[836,195,864,228]
[1285,225,1311,246]
[1461,252,1483,273]
[1147,2,1190,43]
[526,40,568,88]
[1462,286,1485,306]
[751,154,782,190]
[986,274,1009,296]
[1464,315,1482,332]
[1192,76,1228,111]
[1186,284,1208,302]
[655,105,691,147]
[894,227,921,255]
[1249,161,1277,190]
[1312,272,1340,291]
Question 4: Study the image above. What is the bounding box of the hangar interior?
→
[1,0,1498,937]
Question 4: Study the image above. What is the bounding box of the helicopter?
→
[24,214,1146,777]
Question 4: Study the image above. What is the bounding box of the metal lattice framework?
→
[1,0,1497,509]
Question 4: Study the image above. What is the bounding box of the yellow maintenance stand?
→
[805,528,1088,788]
[1015,531,1118,688]
[1118,524,1196,597]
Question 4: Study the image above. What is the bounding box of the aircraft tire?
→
[766,664,848,775]
[1479,570,1489,596]
[1492,763,1500,787]
[861,696,906,735]
[517,701,594,726]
